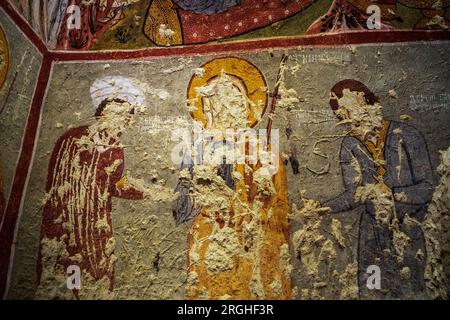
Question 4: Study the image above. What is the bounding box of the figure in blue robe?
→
[174,0,241,15]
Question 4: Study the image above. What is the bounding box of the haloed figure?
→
[174,58,293,300]
[0,163,4,222]
[324,80,434,299]
[37,77,147,299]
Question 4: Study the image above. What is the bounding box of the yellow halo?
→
[187,57,268,128]
[0,25,9,90]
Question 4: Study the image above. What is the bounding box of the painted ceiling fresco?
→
[6,0,450,50]
[0,0,449,301]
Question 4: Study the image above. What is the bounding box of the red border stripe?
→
[0,56,52,298]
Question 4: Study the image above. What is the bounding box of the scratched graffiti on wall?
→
[7,0,450,50]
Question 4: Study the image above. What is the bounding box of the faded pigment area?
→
[0,10,42,220]
[4,41,449,300]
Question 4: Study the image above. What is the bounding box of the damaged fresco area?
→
[5,42,450,300]
[0,12,42,224]
[6,0,450,50]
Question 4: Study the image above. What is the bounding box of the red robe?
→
[37,126,142,293]
[57,0,317,49]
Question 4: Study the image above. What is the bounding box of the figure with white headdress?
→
[36,76,148,299]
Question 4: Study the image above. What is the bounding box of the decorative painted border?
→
[1,0,450,299]
[0,57,52,299]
